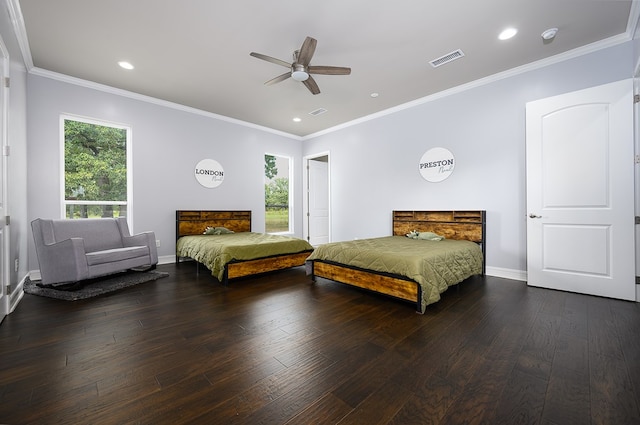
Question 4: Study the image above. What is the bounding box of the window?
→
[264,154,292,233]
[62,116,131,219]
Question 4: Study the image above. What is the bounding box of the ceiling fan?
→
[250,36,351,95]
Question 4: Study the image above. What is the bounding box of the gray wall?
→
[21,37,637,279]
[302,42,635,279]
[0,0,28,309]
[27,75,303,269]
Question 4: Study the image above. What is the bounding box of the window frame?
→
[60,114,133,221]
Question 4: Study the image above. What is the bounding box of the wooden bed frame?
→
[175,210,313,284]
[308,210,486,313]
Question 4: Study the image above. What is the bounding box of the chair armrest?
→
[36,237,89,285]
[123,231,158,265]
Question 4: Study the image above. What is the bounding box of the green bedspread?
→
[176,232,314,281]
[306,236,483,311]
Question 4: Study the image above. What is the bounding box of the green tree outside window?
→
[265,154,290,232]
[64,118,128,219]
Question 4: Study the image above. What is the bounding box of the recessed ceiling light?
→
[118,61,134,70]
[498,28,518,40]
[370,92,379,98]
[293,117,301,122]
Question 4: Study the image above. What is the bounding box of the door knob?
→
[529,213,542,219]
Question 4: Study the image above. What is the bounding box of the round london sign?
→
[419,147,455,182]
[194,159,224,188]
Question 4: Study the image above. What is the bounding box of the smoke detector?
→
[541,28,558,40]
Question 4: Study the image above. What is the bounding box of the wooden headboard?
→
[392,210,485,243]
[393,210,486,273]
[176,210,251,240]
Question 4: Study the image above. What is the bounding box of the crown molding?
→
[29,67,302,141]
[9,0,638,142]
[303,32,632,140]
[6,0,33,69]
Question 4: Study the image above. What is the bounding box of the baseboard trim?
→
[9,276,25,313]
[21,264,640,303]
[485,266,527,282]
[158,255,176,265]
[484,268,639,302]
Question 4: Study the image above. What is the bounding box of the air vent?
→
[309,108,327,116]
[429,49,465,68]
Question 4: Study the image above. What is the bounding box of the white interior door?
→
[526,79,636,301]
[306,156,329,246]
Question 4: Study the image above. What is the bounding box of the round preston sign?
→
[194,159,225,188]
[419,147,455,182]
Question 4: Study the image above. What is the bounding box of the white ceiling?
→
[14,0,638,138]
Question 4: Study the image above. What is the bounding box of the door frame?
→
[630,53,640,302]
[302,151,331,245]
[632,46,640,302]
[0,35,9,319]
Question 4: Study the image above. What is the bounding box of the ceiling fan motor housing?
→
[291,64,309,81]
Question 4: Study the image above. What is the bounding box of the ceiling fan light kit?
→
[291,64,309,81]
[250,36,351,95]
[291,71,309,81]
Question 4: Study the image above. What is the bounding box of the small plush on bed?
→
[406,230,444,241]
[204,226,234,235]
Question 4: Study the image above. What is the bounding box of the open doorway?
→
[303,153,330,246]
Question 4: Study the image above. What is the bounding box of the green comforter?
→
[306,236,483,311]
[176,232,314,281]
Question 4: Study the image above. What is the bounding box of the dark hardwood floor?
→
[1,263,639,425]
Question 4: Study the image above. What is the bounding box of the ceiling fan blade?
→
[308,66,351,75]
[303,75,320,95]
[250,52,291,68]
[265,72,291,86]
[296,37,317,66]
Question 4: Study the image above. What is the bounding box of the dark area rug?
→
[23,269,169,301]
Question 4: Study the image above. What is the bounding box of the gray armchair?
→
[31,217,158,286]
